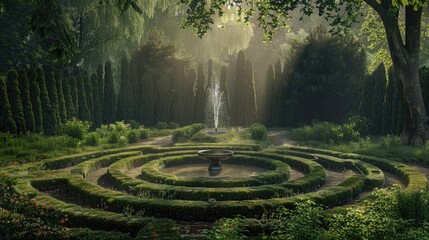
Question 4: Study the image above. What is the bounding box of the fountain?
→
[198,149,234,176]
[206,79,228,134]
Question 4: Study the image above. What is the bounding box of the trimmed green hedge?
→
[71,151,142,178]
[282,146,428,191]
[140,154,290,187]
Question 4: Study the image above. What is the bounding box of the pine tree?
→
[6,69,27,133]
[43,65,61,127]
[117,57,131,121]
[28,68,43,133]
[18,69,35,132]
[91,73,102,127]
[83,71,94,121]
[37,67,57,135]
[193,63,206,123]
[0,76,17,133]
[55,72,68,123]
[102,61,116,123]
[77,69,90,121]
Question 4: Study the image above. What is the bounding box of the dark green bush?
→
[250,123,267,140]
[67,228,132,240]
[128,120,140,130]
[139,129,150,140]
[85,132,100,146]
[172,123,204,143]
[290,121,360,143]
[108,132,119,144]
[61,118,91,140]
[134,219,180,240]
[128,130,141,143]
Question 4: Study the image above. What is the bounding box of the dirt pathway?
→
[268,130,295,146]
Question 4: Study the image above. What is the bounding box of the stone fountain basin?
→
[198,149,234,162]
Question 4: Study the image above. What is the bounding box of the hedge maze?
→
[3,143,429,234]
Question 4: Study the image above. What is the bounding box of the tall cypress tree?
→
[117,57,131,121]
[102,61,116,123]
[0,76,17,133]
[220,65,229,119]
[264,65,275,126]
[97,64,104,118]
[43,65,61,127]
[206,59,213,91]
[83,71,94,121]
[140,65,155,125]
[70,76,79,119]
[193,63,206,123]
[63,77,76,119]
[370,63,387,134]
[28,68,43,133]
[391,67,404,135]
[77,69,90,121]
[244,60,257,126]
[6,70,27,133]
[382,69,395,135]
[187,68,197,124]
[55,72,68,123]
[91,73,102,127]
[18,69,35,132]
[37,67,57,135]
[231,50,246,126]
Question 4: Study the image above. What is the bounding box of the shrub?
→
[139,129,150,140]
[128,120,140,130]
[290,121,360,143]
[172,123,204,143]
[134,219,180,240]
[114,121,130,132]
[85,132,100,146]
[203,217,246,240]
[108,132,119,144]
[128,130,141,143]
[250,123,267,140]
[61,118,91,140]
[0,193,69,239]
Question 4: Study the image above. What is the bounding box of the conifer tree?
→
[140,66,155,125]
[370,63,387,134]
[117,57,131,121]
[207,59,213,90]
[18,69,35,132]
[187,68,197,124]
[102,61,116,123]
[193,63,206,123]
[43,65,61,127]
[244,60,257,126]
[0,76,17,133]
[83,71,94,121]
[70,76,79,119]
[37,67,57,135]
[129,59,140,122]
[55,72,67,123]
[77,69,90,121]
[28,68,43,133]
[264,65,275,126]
[63,77,76,119]
[91,73,102,127]
[6,70,27,133]
[220,66,229,117]
[382,71,395,135]
[231,50,246,126]
[97,64,104,117]
[391,68,404,135]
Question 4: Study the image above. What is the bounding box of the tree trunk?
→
[378,4,429,145]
